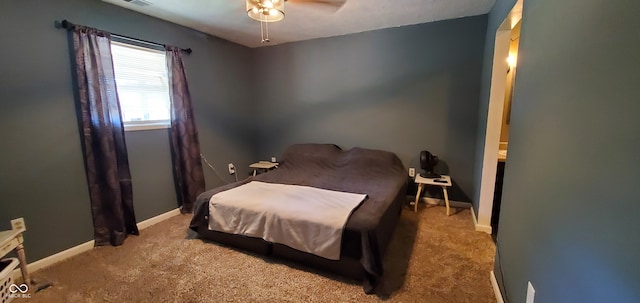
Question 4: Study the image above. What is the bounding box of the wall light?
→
[507,54,518,69]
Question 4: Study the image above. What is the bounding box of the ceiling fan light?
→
[246,0,285,22]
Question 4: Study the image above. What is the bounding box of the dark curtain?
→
[165,46,205,213]
[72,26,139,246]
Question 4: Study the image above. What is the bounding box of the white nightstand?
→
[412,175,453,215]
[0,219,30,285]
[250,161,279,176]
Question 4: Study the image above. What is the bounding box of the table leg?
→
[414,184,424,212]
[442,186,450,216]
[15,238,31,285]
[252,170,257,176]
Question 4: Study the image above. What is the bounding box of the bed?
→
[189,143,408,293]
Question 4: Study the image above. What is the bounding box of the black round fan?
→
[419,150,440,178]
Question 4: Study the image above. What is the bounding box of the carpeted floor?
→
[16,205,496,303]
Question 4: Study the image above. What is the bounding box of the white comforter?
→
[208,181,367,260]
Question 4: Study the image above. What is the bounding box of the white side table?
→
[249,161,279,176]
[413,175,453,215]
[0,219,30,285]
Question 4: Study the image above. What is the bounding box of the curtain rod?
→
[58,19,192,54]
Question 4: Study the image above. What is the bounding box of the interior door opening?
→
[491,20,521,242]
[475,0,523,236]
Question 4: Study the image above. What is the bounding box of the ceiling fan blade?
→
[287,0,347,10]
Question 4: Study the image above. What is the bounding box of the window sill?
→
[124,120,170,131]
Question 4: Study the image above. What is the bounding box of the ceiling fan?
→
[246,0,347,43]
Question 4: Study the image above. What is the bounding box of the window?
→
[110,40,171,131]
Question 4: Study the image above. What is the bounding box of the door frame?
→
[475,0,524,233]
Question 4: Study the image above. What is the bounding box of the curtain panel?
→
[71,26,139,246]
[165,47,205,213]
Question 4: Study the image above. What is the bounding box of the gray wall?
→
[0,0,256,261]
[253,16,488,201]
[487,0,640,302]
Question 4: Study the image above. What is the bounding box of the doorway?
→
[492,20,521,241]
[475,0,523,235]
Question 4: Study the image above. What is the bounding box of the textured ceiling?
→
[102,0,496,48]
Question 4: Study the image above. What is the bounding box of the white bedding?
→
[208,181,367,260]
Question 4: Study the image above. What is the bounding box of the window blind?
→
[110,41,171,124]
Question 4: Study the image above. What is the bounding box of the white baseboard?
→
[19,239,95,277]
[136,208,181,230]
[490,270,505,303]
[471,207,493,234]
[422,197,471,208]
[405,195,471,209]
[11,208,181,280]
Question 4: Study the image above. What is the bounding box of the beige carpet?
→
[16,206,496,303]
